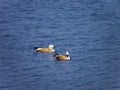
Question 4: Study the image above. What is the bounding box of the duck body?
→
[36,48,55,53]
[34,44,55,53]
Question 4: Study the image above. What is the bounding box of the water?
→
[0,0,120,90]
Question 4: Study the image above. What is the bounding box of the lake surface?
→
[0,0,120,90]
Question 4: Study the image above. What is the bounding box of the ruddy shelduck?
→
[34,44,55,53]
[54,51,70,61]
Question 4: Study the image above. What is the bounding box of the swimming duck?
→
[34,44,55,53]
[54,51,70,61]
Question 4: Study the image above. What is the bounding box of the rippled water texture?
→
[0,0,120,90]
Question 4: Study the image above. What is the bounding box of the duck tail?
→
[33,47,39,50]
[54,53,59,57]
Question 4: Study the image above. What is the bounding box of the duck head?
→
[48,44,54,49]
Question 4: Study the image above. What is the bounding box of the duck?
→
[34,44,55,53]
[54,51,70,61]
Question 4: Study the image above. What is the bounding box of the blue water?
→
[0,0,120,90]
